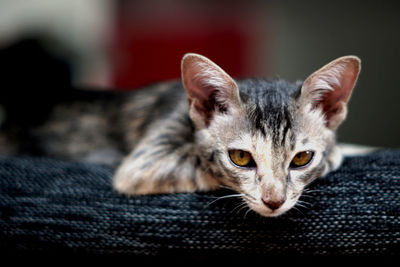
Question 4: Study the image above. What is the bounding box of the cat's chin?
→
[247,202,292,217]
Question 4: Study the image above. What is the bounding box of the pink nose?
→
[261,196,285,210]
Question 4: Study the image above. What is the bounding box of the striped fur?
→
[0,54,361,217]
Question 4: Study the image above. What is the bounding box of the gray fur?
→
[0,53,361,217]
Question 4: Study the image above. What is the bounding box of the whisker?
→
[296,200,312,207]
[295,203,308,209]
[303,188,325,194]
[299,194,317,199]
[291,206,306,218]
[241,195,258,204]
[217,184,257,202]
[218,185,234,191]
[244,207,254,219]
[205,193,244,207]
[242,191,257,201]
[231,201,248,215]
[235,202,251,216]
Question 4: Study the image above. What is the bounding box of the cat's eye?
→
[229,150,256,168]
[290,151,314,169]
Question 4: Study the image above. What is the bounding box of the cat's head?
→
[181,53,361,217]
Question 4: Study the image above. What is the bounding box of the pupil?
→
[240,151,244,158]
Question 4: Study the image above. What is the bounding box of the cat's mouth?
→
[244,197,298,217]
[249,202,290,217]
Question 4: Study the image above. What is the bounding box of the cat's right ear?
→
[181,53,240,128]
[299,56,361,130]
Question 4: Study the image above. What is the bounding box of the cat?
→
[0,53,361,217]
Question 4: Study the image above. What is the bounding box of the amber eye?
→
[229,150,255,168]
[290,151,314,169]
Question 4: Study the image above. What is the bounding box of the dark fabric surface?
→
[0,150,399,259]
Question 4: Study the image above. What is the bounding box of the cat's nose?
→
[261,196,285,210]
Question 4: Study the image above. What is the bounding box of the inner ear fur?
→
[181,53,241,128]
[300,55,361,130]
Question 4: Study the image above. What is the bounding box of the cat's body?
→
[0,53,362,217]
[0,82,186,166]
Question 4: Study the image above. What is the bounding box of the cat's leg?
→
[323,143,378,176]
[338,143,378,157]
[324,145,344,174]
[113,138,220,195]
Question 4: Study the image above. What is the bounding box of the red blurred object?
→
[111,2,264,90]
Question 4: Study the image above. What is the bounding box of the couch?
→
[0,149,399,262]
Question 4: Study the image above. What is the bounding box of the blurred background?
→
[0,0,399,148]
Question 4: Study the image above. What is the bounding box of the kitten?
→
[0,53,361,217]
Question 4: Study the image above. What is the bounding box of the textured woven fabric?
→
[0,150,399,258]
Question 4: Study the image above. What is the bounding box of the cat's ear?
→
[299,55,361,130]
[181,53,240,128]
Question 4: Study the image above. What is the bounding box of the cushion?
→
[0,150,399,260]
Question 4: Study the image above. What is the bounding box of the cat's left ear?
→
[181,53,241,128]
[299,56,361,130]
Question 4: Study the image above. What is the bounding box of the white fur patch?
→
[193,61,231,90]
[339,143,377,156]
[305,62,346,101]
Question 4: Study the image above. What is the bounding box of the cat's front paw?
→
[112,161,200,195]
[112,172,141,195]
[112,166,160,195]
